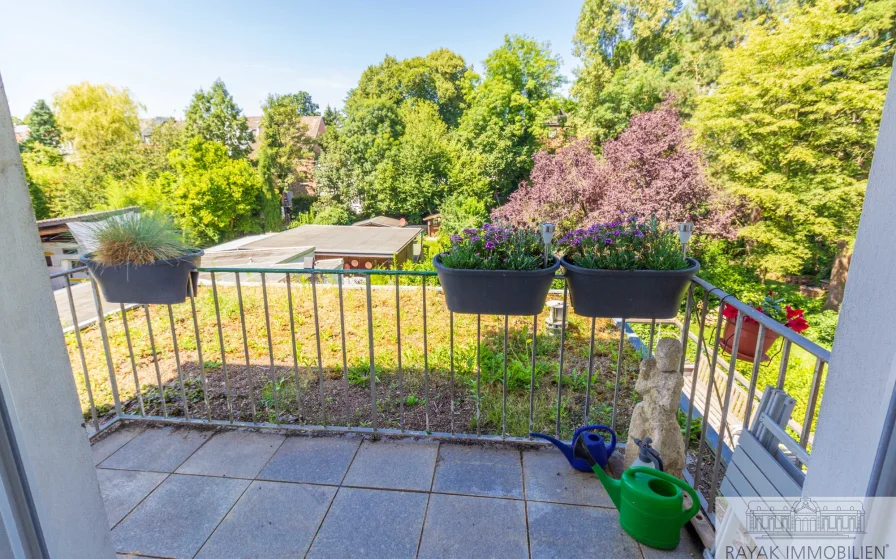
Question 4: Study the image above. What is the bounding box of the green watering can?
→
[574,436,700,549]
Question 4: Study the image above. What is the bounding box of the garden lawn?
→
[66,280,643,440]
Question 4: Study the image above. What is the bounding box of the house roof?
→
[422,214,441,222]
[243,225,420,256]
[36,206,140,230]
[352,216,407,228]
[244,115,325,140]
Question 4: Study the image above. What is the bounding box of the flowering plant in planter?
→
[720,291,809,363]
[558,216,690,271]
[555,216,699,318]
[722,292,809,334]
[441,223,552,270]
[434,223,559,315]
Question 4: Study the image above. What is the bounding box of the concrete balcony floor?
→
[92,424,702,559]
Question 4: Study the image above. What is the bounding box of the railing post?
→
[210,272,233,423]
[528,314,538,438]
[119,303,144,416]
[166,304,190,421]
[65,275,99,431]
[449,311,455,436]
[285,273,302,423]
[502,315,509,439]
[395,276,404,432]
[261,272,280,426]
[612,318,626,432]
[188,281,211,423]
[90,278,121,418]
[585,318,596,422]
[365,276,377,436]
[555,283,568,439]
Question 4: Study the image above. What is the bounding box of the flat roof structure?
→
[243,225,421,257]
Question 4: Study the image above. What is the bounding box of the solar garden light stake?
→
[677,222,694,259]
[541,223,555,268]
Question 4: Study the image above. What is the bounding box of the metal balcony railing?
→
[56,264,829,522]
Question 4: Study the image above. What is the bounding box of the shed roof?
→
[244,225,420,256]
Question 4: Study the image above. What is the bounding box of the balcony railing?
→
[57,264,829,523]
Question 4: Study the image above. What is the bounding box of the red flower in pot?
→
[720,292,809,363]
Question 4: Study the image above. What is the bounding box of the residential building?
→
[245,114,326,196]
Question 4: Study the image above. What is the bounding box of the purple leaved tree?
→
[493,105,735,237]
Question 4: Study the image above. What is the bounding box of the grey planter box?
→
[560,256,699,319]
[82,251,204,305]
[433,253,560,316]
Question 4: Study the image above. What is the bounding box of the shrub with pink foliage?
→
[493,105,735,238]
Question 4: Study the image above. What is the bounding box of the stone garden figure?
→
[624,338,687,478]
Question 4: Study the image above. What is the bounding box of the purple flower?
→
[485,241,496,250]
[450,234,462,243]
[604,238,614,245]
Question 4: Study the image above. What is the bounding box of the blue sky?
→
[1,0,583,120]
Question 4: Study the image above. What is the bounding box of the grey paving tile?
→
[111,474,249,559]
[99,426,212,473]
[639,526,704,558]
[432,444,523,499]
[418,493,528,559]
[196,480,336,559]
[527,501,641,558]
[307,487,428,559]
[522,447,614,507]
[177,430,284,479]
[257,435,360,484]
[342,439,438,491]
[92,425,145,465]
[117,555,155,558]
[96,468,168,528]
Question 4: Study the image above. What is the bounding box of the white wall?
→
[803,67,896,498]
[0,75,115,556]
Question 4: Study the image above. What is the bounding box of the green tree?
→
[22,164,50,220]
[184,79,254,159]
[350,49,472,127]
[257,92,318,229]
[693,0,894,289]
[677,0,776,90]
[439,193,488,235]
[54,82,141,157]
[376,101,452,220]
[138,118,185,179]
[322,105,342,126]
[570,0,686,144]
[315,97,404,212]
[455,35,565,201]
[168,137,264,244]
[20,99,61,152]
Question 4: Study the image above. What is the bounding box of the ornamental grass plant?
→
[439,223,551,271]
[558,215,690,271]
[91,212,194,266]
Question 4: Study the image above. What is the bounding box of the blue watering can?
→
[530,425,617,471]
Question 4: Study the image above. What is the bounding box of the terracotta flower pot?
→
[719,318,779,363]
